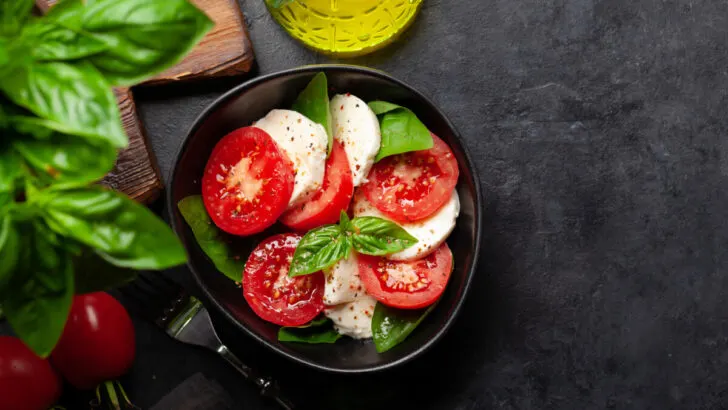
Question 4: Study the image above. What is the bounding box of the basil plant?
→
[0,0,213,357]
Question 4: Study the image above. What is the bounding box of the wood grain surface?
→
[147,0,255,84]
[34,0,255,203]
[104,89,164,203]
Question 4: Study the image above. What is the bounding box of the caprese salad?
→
[178,73,461,352]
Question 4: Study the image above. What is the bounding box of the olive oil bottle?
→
[267,0,423,57]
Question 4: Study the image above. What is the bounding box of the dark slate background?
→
[4,0,728,408]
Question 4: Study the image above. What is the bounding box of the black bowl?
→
[168,65,483,373]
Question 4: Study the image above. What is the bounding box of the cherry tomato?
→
[280,140,354,231]
[50,292,135,390]
[0,337,62,410]
[358,243,453,309]
[361,133,459,223]
[243,233,325,326]
[202,126,295,236]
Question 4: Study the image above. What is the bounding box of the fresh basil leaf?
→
[0,101,55,140]
[13,134,116,186]
[0,144,22,195]
[278,318,343,344]
[73,248,137,294]
[349,216,418,256]
[0,0,34,37]
[177,195,245,283]
[367,101,402,115]
[292,316,329,328]
[45,0,85,20]
[2,223,74,358]
[0,61,127,148]
[339,210,351,230]
[368,101,433,162]
[0,215,19,293]
[292,72,333,155]
[41,187,187,270]
[289,225,348,277]
[23,21,109,61]
[371,303,435,353]
[80,0,214,86]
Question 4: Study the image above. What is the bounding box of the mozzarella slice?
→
[324,294,377,339]
[330,94,381,187]
[352,189,460,261]
[254,109,327,208]
[323,253,365,306]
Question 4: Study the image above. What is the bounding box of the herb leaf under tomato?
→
[289,225,348,277]
[350,217,418,256]
[367,101,402,115]
[278,317,343,344]
[41,187,187,270]
[368,101,433,162]
[178,195,245,282]
[292,72,333,155]
[371,302,435,353]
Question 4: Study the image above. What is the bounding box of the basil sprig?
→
[0,0,211,357]
[289,212,417,277]
[368,101,433,162]
[292,72,333,155]
[278,317,343,344]
[177,196,246,283]
[371,302,436,353]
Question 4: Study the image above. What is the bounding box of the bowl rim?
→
[167,64,483,373]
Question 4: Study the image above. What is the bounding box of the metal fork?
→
[116,274,294,410]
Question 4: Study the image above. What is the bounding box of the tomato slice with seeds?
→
[202,127,295,236]
[358,243,453,309]
[280,140,354,231]
[361,133,459,223]
[243,233,325,326]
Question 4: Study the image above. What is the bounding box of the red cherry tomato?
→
[0,337,62,410]
[202,127,295,236]
[361,133,459,223]
[280,140,354,231]
[243,233,325,326]
[50,292,135,390]
[358,243,453,309]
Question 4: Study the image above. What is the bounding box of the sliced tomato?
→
[361,133,459,223]
[202,127,295,236]
[280,140,354,231]
[358,243,453,309]
[243,233,325,326]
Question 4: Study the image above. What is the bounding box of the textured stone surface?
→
[137,0,728,408]
[3,0,724,409]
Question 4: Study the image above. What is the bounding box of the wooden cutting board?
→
[36,0,255,203]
